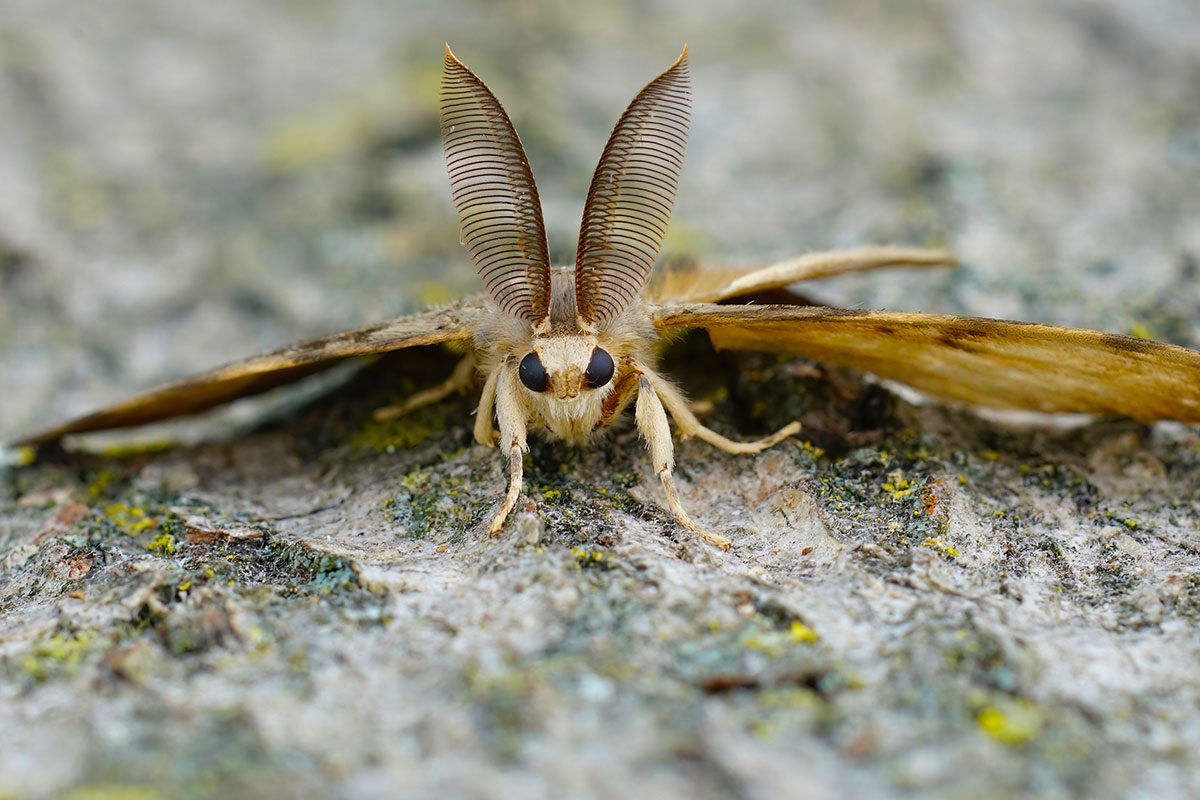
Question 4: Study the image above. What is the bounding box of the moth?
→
[14,46,1200,549]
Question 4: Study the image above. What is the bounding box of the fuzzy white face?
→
[515,334,620,440]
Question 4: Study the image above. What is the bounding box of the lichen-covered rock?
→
[3,2,1200,799]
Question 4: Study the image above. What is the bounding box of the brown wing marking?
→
[442,45,552,324]
[654,303,1200,422]
[644,247,955,305]
[15,303,482,446]
[575,46,691,325]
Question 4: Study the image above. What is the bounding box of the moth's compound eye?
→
[518,352,548,392]
[585,348,615,389]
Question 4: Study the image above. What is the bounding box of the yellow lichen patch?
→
[9,446,36,467]
[86,469,118,499]
[573,548,605,568]
[705,386,730,405]
[99,440,174,459]
[758,686,819,710]
[22,632,93,682]
[414,280,457,307]
[379,496,400,525]
[794,440,826,459]
[1127,321,1154,340]
[261,67,425,172]
[146,533,176,556]
[465,663,531,698]
[103,502,157,534]
[264,103,387,170]
[744,621,820,657]
[349,407,449,452]
[47,151,110,229]
[882,472,917,501]
[923,537,960,558]
[789,621,819,644]
[659,219,712,259]
[743,635,780,657]
[749,718,777,739]
[977,699,1044,745]
[62,786,161,800]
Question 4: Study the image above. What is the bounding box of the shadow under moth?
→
[13,46,1200,549]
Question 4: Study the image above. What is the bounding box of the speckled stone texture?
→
[2,2,1200,798]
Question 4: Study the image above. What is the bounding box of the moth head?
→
[517,337,617,400]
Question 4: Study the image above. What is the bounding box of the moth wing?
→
[15,302,482,446]
[645,247,956,305]
[654,303,1200,422]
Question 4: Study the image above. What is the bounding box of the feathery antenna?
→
[441,45,552,324]
[575,46,691,326]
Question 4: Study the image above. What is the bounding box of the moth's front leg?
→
[635,376,732,551]
[374,353,476,421]
[637,366,799,454]
[473,367,500,447]
[489,362,529,535]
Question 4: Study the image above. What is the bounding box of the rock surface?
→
[2,2,1200,798]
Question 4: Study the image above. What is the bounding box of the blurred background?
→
[2,0,1199,440]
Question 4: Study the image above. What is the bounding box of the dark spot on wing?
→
[290,337,341,356]
[288,321,394,356]
[1101,332,1151,353]
[348,325,383,344]
[939,321,991,341]
[934,333,979,353]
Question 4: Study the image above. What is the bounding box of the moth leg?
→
[473,366,500,447]
[491,442,524,535]
[635,376,732,551]
[373,354,476,421]
[638,366,800,455]
[489,364,529,535]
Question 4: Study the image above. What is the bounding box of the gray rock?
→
[3,2,1200,798]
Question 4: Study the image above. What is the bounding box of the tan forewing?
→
[575,47,690,325]
[645,247,956,305]
[655,303,1200,422]
[442,45,551,324]
[15,302,483,445]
